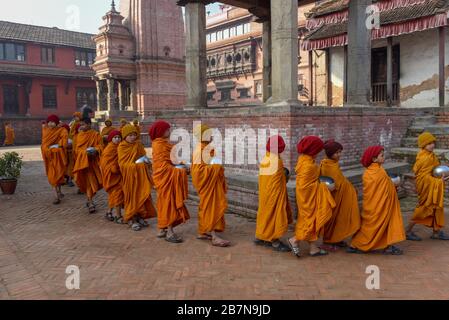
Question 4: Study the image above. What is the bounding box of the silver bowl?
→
[49,144,60,149]
[67,139,73,146]
[135,156,151,164]
[284,168,290,181]
[210,157,222,165]
[389,174,401,186]
[320,176,336,192]
[175,164,188,170]
[433,165,449,178]
[86,147,97,155]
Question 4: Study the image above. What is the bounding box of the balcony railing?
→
[372,82,399,104]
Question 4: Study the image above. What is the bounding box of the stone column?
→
[345,0,372,106]
[269,0,299,105]
[107,78,115,111]
[118,80,126,111]
[262,20,272,103]
[130,80,137,111]
[185,1,207,109]
[96,80,102,111]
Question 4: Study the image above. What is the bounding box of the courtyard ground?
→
[1,146,449,300]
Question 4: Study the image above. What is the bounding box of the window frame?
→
[42,86,58,109]
[41,46,55,64]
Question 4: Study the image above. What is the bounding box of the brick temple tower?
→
[93,0,186,121]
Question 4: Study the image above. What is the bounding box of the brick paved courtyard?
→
[1,146,449,300]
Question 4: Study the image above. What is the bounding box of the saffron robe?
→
[41,126,68,187]
[100,142,124,209]
[4,125,15,145]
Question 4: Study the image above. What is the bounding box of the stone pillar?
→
[130,80,137,111]
[185,1,207,109]
[107,78,115,111]
[96,80,102,111]
[345,0,372,106]
[118,80,126,111]
[269,0,299,105]
[262,20,272,103]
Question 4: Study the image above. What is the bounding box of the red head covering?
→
[74,123,81,134]
[297,136,324,156]
[47,114,60,125]
[61,123,70,132]
[266,135,286,154]
[324,139,343,158]
[149,120,171,141]
[107,130,122,143]
[361,146,384,168]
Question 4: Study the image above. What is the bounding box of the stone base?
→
[95,110,139,124]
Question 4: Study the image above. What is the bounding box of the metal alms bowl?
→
[319,176,336,192]
[284,168,290,181]
[210,157,223,165]
[49,144,60,149]
[86,147,96,155]
[135,156,151,164]
[389,173,401,186]
[433,165,449,178]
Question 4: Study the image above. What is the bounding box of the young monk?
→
[150,120,190,243]
[191,124,230,247]
[100,130,125,224]
[41,115,68,204]
[69,112,82,140]
[100,119,116,146]
[255,135,293,252]
[320,140,361,250]
[60,124,75,187]
[72,118,103,214]
[118,124,157,231]
[133,119,141,139]
[119,119,128,134]
[3,121,15,146]
[347,146,405,255]
[288,136,336,258]
[406,132,449,241]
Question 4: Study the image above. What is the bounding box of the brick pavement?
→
[1,146,449,300]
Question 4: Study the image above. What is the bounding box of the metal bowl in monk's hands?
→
[433,165,449,178]
[49,144,60,149]
[210,157,223,165]
[389,174,401,186]
[175,162,191,170]
[319,176,336,192]
[86,147,97,155]
[135,156,151,164]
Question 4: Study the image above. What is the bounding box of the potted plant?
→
[0,152,23,195]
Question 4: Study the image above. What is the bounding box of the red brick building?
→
[0,20,96,118]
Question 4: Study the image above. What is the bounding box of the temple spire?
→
[111,0,117,13]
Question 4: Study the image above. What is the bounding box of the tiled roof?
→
[0,20,95,50]
[305,0,449,40]
[306,0,349,18]
[0,63,94,79]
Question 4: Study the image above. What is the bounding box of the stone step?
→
[407,126,425,137]
[422,124,449,135]
[401,137,418,148]
[391,147,449,163]
[412,115,436,126]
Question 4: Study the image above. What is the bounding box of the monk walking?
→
[150,120,190,243]
[191,124,230,247]
[101,130,125,224]
[3,121,15,146]
[288,136,336,258]
[73,118,103,214]
[347,146,405,255]
[406,132,449,241]
[255,135,293,252]
[60,123,75,187]
[118,124,157,231]
[100,119,116,146]
[320,140,361,250]
[69,112,82,140]
[41,115,68,204]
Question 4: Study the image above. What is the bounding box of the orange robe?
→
[411,149,445,230]
[294,155,336,242]
[152,138,190,229]
[100,126,116,145]
[117,140,156,222]
[256,152,293,242]
[351,163,405,251]
[4,126,15,145]
[134,125,141,139]
[69,120,79,140]
[41,126,68,187]
[320,158,361,243]
[100,143,124,209]
[191,142,227,235]
[72,130,103,198]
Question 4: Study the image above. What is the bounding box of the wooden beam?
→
[309,50,313,106]
[387,37,393,107]
[326,48,332,106]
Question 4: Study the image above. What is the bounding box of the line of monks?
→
[2,121,15,147]
[40,112,449,254]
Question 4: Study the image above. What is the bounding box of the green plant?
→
[0,152,23,180]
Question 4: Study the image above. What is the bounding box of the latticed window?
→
[42,86,57,109]
[76,88,97,109]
